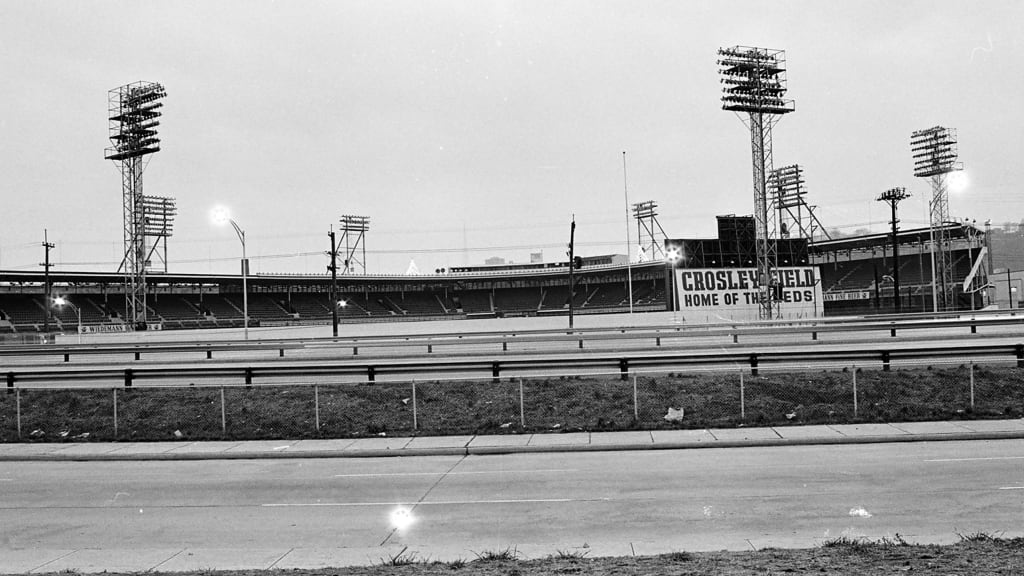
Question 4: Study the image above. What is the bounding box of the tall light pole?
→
[876,187,911,313]
[53,297,82,344]
[212,207,248,340]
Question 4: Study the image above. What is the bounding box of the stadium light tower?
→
[339,215,370,274]
[912,126,962,311]
[718,46,795,320]
[876,187,911,313]
[212,207,249,340]
[105,81,167,329]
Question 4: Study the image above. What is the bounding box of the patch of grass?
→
[956,530,1004,542]
[446,557,467,569]
[472,546,519,562]
[550,548,590,559]
[4,365,1024,442]
[663,550,693,561]
[380,546,420,566]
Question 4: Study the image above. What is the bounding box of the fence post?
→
[6,371,13,395]
[852,367,858,418]
[632,375,639,422]
[749,354,759,376]
[314,384,320,432]
[16,389,21,439]
[113,388,118,437]
[740,371,745,420]
[412,380,418,431]
[519,377,525,429]
[124,368,133,388]
[969,361,975,410]
[220,387,227,434]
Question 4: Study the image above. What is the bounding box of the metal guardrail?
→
[2,313,1023,364]
[5,341,1024,388]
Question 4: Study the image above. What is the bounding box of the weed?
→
[821,536,870,548]
[878,533,911,547]
[664,550,693,561]
[473,546,519,562]
[380,546,419,566]
[956,530,1004,542]
[552,549,590,559]
[447,557,467,569]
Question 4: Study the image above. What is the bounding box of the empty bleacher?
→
[492,287,542,313]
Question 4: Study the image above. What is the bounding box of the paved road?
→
[2,439,1023,572]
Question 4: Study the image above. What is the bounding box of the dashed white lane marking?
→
[332,469,575,478]
[0,479,12,482]
[264,497,610,507]
[924,456,1024,463]
[998,486,1024,490]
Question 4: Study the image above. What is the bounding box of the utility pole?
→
[328,227,339,337]
[876,187,910,313]
[568,216,576,330]
[41,230,54,335]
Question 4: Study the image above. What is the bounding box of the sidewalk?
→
[3,419,1024,461]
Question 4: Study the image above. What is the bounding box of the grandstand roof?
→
[809,223,979,254]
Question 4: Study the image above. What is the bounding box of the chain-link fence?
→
[2,359,1023,442]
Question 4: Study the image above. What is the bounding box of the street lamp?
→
[212,206,248,340]
[53,297,82,344]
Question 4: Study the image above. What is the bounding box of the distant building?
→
[484,257,506,266]
[530,252,543,264]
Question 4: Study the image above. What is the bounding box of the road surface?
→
[2,439,1023,571]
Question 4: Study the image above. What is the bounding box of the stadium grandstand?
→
[0,215,1010,336]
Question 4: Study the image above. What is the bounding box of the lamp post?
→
[53,297,82,344]
[213,207,248,340]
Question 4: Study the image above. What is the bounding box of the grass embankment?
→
[1,365,1022,442]
[20,536,1024,576]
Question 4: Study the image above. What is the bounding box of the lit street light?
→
[212,206,249,340]
[53,296,82,344]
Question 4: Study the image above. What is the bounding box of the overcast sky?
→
[1,1,1021,275]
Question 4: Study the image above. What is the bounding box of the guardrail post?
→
[519,377,525,429]
[353,346,359,356]
[632,375,639,422]
[502,341,507,352]
[619,359,628,381]
[881,351,891,372]
[733,333,738,344]
[124,369,133,387]
[134,351,141,361]
[578,339,584,349]
[1016,344,1024,368]
[491,362,500,383]
[655,337,661,347]
[890,324,896,338]
[412,380,418,431]
[427,344,433,354]
[220,387,226,433]
[969,361,975,410]
[749,354,759,376]
[740,371,745,420]
[207,350,212,360]
[852,368,858,417]
[113,389,118,437]
[279,349,285,358]
[811,331,817,341]
[64,353,70,363]
[970,322,977,335]
[244,368,253,387]
[314,385,320,432]
[16,389,21,438]
[6,372,13,395]
[367,366,376,382]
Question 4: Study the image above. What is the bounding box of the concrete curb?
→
[3,429,1024,462]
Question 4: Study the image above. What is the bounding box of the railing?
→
[3,312,1023,365]
[4,340,1024,388]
